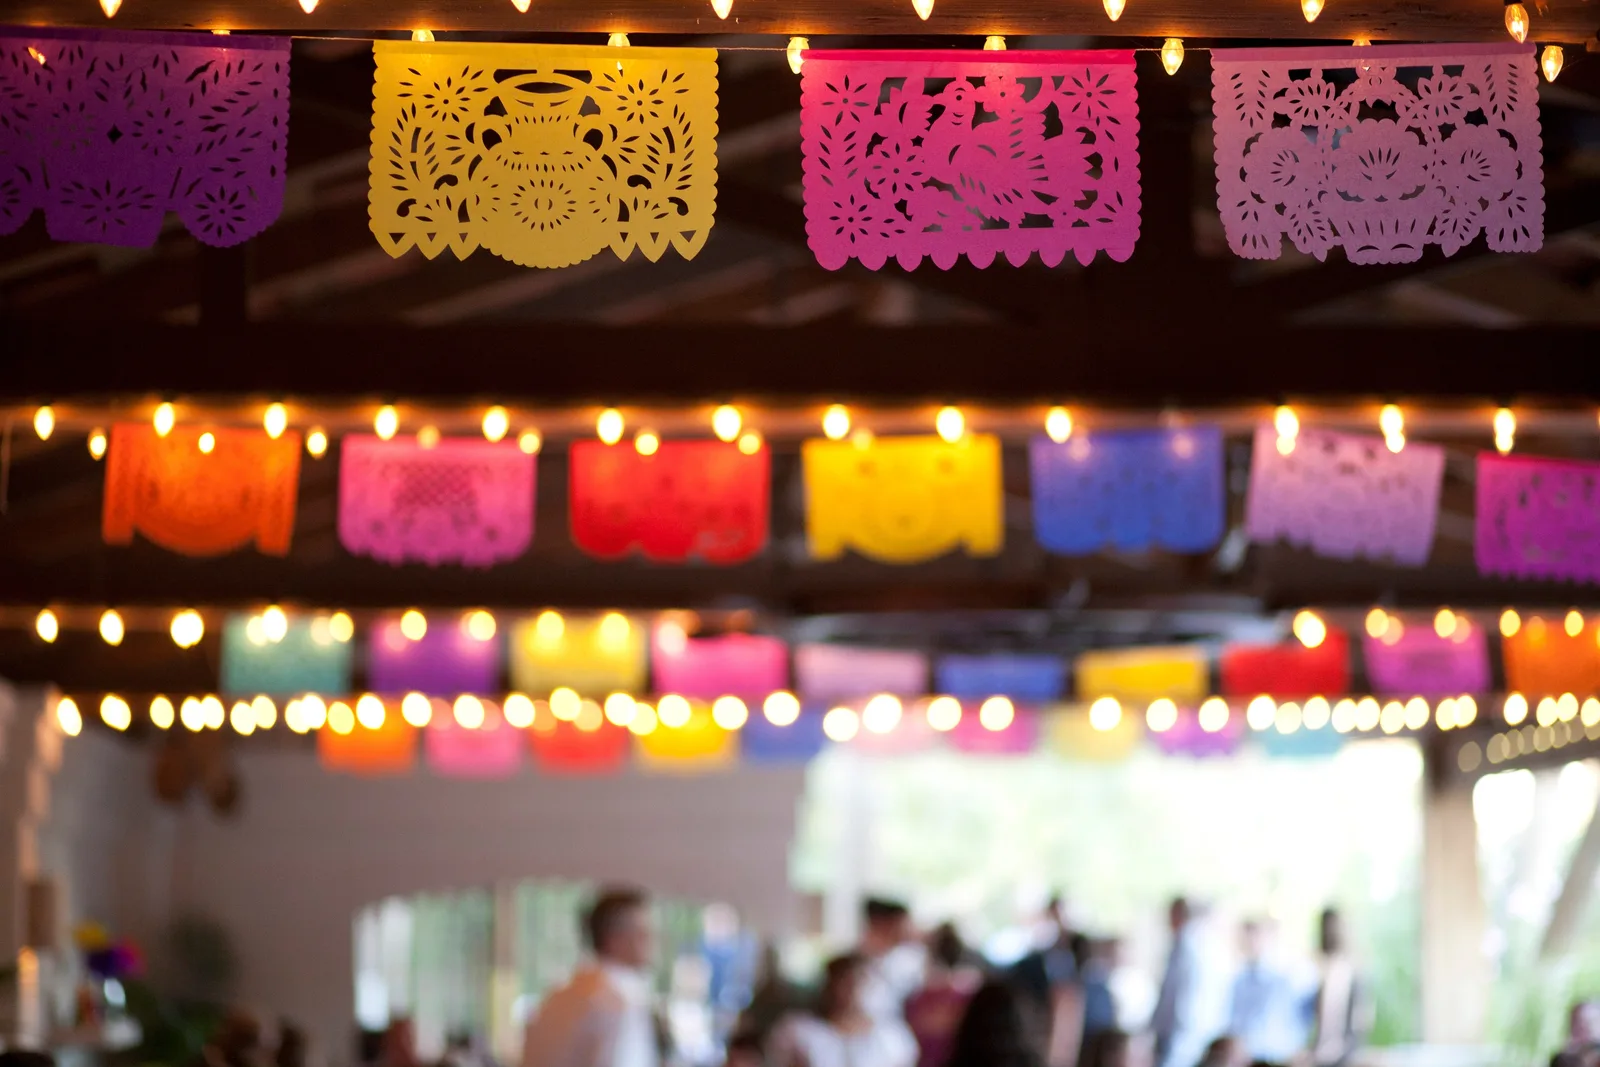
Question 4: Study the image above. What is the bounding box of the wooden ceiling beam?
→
[9,0,1598,43]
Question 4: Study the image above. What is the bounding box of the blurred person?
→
[1197,1038,1243,1067]
[768,954,916,1067]
[522,886,661,1067]
[1552,1001,1600,1067]
[1012,897,1080,1019]
[1151,899,1225,1067]
[734,944,810,1048]
[943,980,1045,1067]
[378,1020,421,1067]
[1308,910,1371,1067]
[1078,1030,1131,1067]
[859,898,924,1025]
[275,1023,312,1067]
[722,1034,766,1067]
[905,924,983,1067]
[204,1009,270,1067]
[1227,922,1304,1065]
[1079,939,1121,1040]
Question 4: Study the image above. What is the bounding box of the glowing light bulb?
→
[597,408,625,445]
[153,402,175,437]
[712,405,742,442]
[400,609,427,641]
[253,695,277,729]
[737,431,763,456]
[1292,610,1327,649]
[984,35,1006,50]
[1456,695,1478,727]
[1504,692,1529,725]
[262,605,288,643]
[787,37,808,74]
[608,32,630,48]
[101,694,132,732]
[926,696,962,732]
[1198,698,1229,733]
[1434,609,1458,640]
[823,705,860,741]
[1046,407,1073,443]
[1303,696,1331,730]
[604,693,638,727]
[912,0,934,19]
[299,0,317,12]
[307,428,328,457]
[356,694,385,730]
[374,405,399,440]
[550,687,581,721]
[1500,608,1521,638]
[629,703,658,736]
[197,431,215,454]
[100,0,120,17]
[1103,0,1125,20]
[1504,2,1529,42]
[1302,0,1323,21]
[1494,407,1515,454]
[33,405,54,440]
[230,701,257,735]
[511,0,530,12]
[323,701,352,735]
[658,694,692,729]
[1161,39,1184,76]
[712,696,749,731]
[1089,697,1122,732]
[979,696,1015,731]
[416,425,440,449]
[1380,404,1404,452]
[329,611,354,643]
[1146,698,1179,734]
[1275,702,1303,734]
[504,694,536,728]
[464,610,496,642]
[518,430,542,454]
[1365,607,1389,639]
[822,405,851,440]
[88,429,107,460]
[453,694,485,729]
[711,0,732,17]
[764,691,801,726]
[201,695,225,730]
[1542,45,1564,82]
[170,609,205,649]
[150,696,175,730]
[57,696,82,736]
[35,609,58,643]
[634,429,660,456]
[257,402,287,440]
[99,609,124,646]
[402,692,433,727]
[935,406,965,443]
[1247,695,1277,731]
[411,28,434,41]
[535,610,565,644]
[1273,405,1299,456]
[1566,610,1584,637]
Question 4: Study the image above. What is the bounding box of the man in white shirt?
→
[1310,909,1372,1067]
[522,887,661,1067]
[856,898,924,1026]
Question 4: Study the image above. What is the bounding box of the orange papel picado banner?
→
[1503,614,1600,696]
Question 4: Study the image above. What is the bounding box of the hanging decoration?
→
[339,436,536,568]
[799,50,1140,270]
[935,654,1067,705]
[219,615,353,697]
[851,699,939,755]
[1074,645,1209,704]
[802,435,1003,563]
[1476,453,1600,585]
[367,617,502,695]
[1211,44,1543,264]
[1244,424,1445,565]
[318,708,418,776]
[1031,427,1224,555]
[1257,722,1345,759]
[794,644,929,703]
[509,612,649,696]
[636,702,738,771]
[1220,628,1351,697]
[103,425,301,557]
[527,717,631,774]
[425,701,523,778]
[1363,615,1490,697]
[0,28,289,247]
[948,705,1039,755]
[568,440,769,564]
[368,41,717,269]
[1151,707,1245,757]
[741,708,830,764]
[651,628,787,699]
[1048,706,1144,762]
[1502,615,1600,696]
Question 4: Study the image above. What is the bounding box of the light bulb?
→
[263,403,288,439]
[153,402,175,437]
[401,692,433,727]
[1302,0,1324,21]
[634,429,660,456]
[262,605,288,643]
[1566,610,1584,637]
[712,696,749,730]
[534,609,565,644]
[1161,39,1184,76]
[307,428,328,457]
[1542,45,1564,82]
[511,0,530,11]
[1146,698,1179,733]
[299,0,318,13]
[150,696,175,730]
[1103,0,1125,20]
[787,37,808,75]
[1089,697,1122,732]
[230,701,256,735]
[253,695,277,729]
[550,687,581,721]
[1504,2,1529,42]
[325,701,353,735]
[1046,407,1072,443]
[1434,609,1458,640]
[464,609,496,642]
[926,696,962,732]
[33,405,53,440]
[57,696,83,736]
[984,35,1006,50]
[1379,403,1404,437]
[453,695,485,729]
[737,431,763,456]
[356,696,386,730]
[658,694,692,729]
[328,611,354,643]
[912,0,934,19]
[712,405,742,442]
[411,28,434,41]
[604,692,638,727]
[1292,610,1327,649]
[88,429,107,460]
[374,405,398,440]
[1456,695,1478,728]
[100,694,131,731]
[416,425,440,449]
[764,691,801,726]
[822,705,860,741]
[482,406,509,442]
[935,406,965,443]
[1247,695,1277,731]
[200,695,225,730]
[599,612,631,650]
[1504,692,1529,725]
[862,694,903,735]
[711,0,732,17]
[597,408,625,445]
[400,609,427,641]
[170,609,205,649]
[979,696,1015,731]
[198,431,215,454]
[608,32,630,47]
[629,703,658,736]
[504,694,536,728]
[518,430,542,454]
[822,404,851,440]
[1274,405,1299,440]
[1198,698,1230,733]
[1365,607,1389,639]
[99,609,124,646]
[1500,608,1521,638]
[100,0,120,16]
[1493,407,1515,454]
[35,609,58,643]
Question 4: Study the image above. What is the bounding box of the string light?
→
[634,429,660,456]
[411,28,434,41]
[1364,607,1389,639]
[100,0,120,17]
[1493,407,1515,454]
[354,694,385,730]
[99,609,124,646]
[607,32,630,47]
[1456,695,1478,728]
[1327,699,1356,733]
[328,611,355,643]
[101,694,132,732]
[1504,2,1529,43]
[299,0,318,13]
[57,696,82,736]
[1435,698,1458,730]
[629,703,658,736]
[230,701,256,735]
[1046,407,1073,443]
[1434,609,1458,640]
[1103,0,1125,20]
[1354,697,1381,732]
[763,691,801,726]
[597,408,625,445]
[201,695,225,730]
[787,37,808,74]
[33,406,53,440]
[598,611,631,649]
[1161,39,1185,76]
[712,696,749,730]
[35,609,58,643]
[711,405,742,443]
[1542,45,1564,82]
[1504,692,1529,725]
[984,36,1006,50]
[170,609,205,649]
[658,694,692,729]
[463,610,496,642]
[1246,696,1277,731]
[1536,696,1558,727]
[605,692,638,727]
[453,695,485,729]
[1500,609,1521,638]
[416,425,440,449]
[482,406,509,443]
[263,403,288,439]
[550,687,580,722]
[307,428,328,457]
[374,405,399,440]
[822,404,851,441]
[150,696,175,729]
[1275,702,1303,734]
[936,406,966,443]
[1566,610,1585,637]
[1303,696,1331,730]
[1379,404,1404,452]
[823,705,861,741]
[979,696,1015,731]
[1292,610,1327,649]
[1089,697,1122,732]
[402,692,433,727]
[400,609,427,641]
[518,430,542,454]
[862,694,903,734]
[327,700,355,735]
[1198,697,1229,733]
[912,0,934,19]
[88,429,107,460]
[153,402,175,438]
[737,431,763,456]
[261,605,288,643]
[504,694,536,728]
[1274,405,1299,455]
[253,695,277,730]
[511,0,531,12]
[1146,698,1179,733]
[711,0,732,17]
[1302,0,1324,21]
[534,610,565,644]
[926,696,963,732]
[198,431,216,454]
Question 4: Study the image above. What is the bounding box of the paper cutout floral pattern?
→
[367,618,502,696]
[801,49,1140,269]
[1245,424,1444,565]
[794,644,929,703]
[1151,708,1245,758]
[1364,621,1490,697]
[569,440,767,564]
[220,615,353,697]
[1476,453,1600,586]
[935,654,1066,705]
[1049,705,1143,762]
[369,41,717,269]
[1220,629,1350,698]
[803,435,1004,563]
[103,424,300,557]
[651,629,787,700]
[1074,646,1209,704]
[509,613,648,697]
[1212,44,1543,264]
[528,718,631,774]
[319,709,418,777]
[0,28,289,247]
[636,702,737,771]
[339,436,535,568]
[1030,428,1225,556]
[1502,616,1600,696]
[425,701,523,778]
[741,709,829,764]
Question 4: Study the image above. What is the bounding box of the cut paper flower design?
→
[1476,453,1600,586]
[369,41,716,269]
[0,27,289,247]
[1211,44,1542,263]
[800,50,1140,269]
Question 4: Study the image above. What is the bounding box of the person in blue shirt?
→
[1227,920,1306,1066]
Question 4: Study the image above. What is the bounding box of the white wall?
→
[169,751,809,1063]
